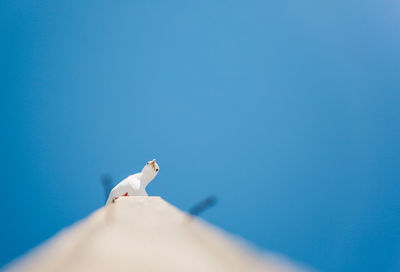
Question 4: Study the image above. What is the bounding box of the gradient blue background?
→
[1,1,400,271]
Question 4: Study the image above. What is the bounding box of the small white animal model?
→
[106,159,159,205]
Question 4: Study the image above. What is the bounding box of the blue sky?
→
[1,1,400,271]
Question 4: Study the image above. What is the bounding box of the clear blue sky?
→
[1,1,399,271]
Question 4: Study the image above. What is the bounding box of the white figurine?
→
[106,159,159,205]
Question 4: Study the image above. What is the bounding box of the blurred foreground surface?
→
[4,197,307,272]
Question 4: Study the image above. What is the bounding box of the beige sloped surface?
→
[4,197,306,272]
